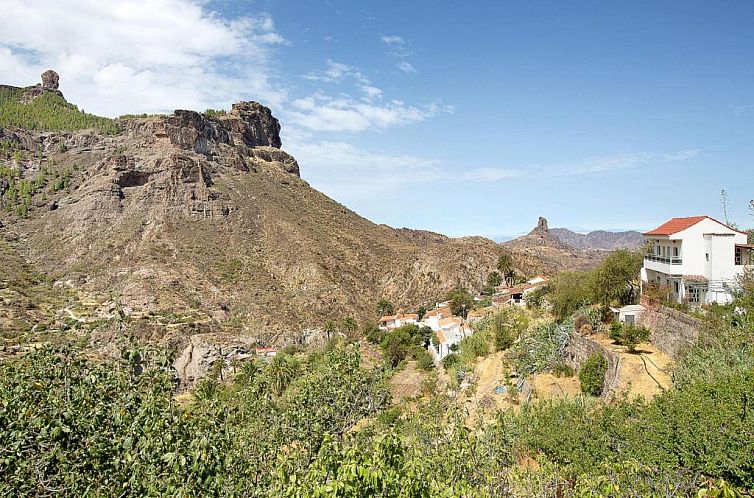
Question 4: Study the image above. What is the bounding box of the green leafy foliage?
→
[509,320,571,377]
[376,298,394,316]
[609,322,651,353]
[446,287,474,317]
[579,353,608,396]
[379,324,431,367]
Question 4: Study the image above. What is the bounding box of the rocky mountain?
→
[502,217,602,273]
[549,227,644,251]
[1,72,606,359]
[1,72,515,350]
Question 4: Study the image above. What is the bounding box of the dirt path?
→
[464,351,512,423]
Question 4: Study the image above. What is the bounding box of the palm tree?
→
[342,317,358,337]
[377,298,394,316]
[235,359,259,386]
[324,320,337,341]
[267,355,296,396]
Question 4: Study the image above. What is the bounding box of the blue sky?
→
[2,1,753,238]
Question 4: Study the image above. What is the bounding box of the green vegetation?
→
[609,322,651,353]
[378,323,432,367]
[446,287,474,316]
[1,257,753,495]
[0,86,120,133]
[546,250,643,320]
[497,251,515,282]
[509,319,572,377]
[376,298,394,316]
[204,108,228,117]
[579,352,608,396]
[1,334,752,495]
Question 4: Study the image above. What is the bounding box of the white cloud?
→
[285,143,701,202]
[303,59,370,85]
[283,139,443,199]
[396,61,417,74]
[549,149,701,176]
[732,104,754,115]
[284,92,453,133]
[0,0,287,116]
[380,35,404,45]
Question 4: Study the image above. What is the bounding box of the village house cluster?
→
[379,276,550,361]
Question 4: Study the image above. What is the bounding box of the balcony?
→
[644,253,682,265]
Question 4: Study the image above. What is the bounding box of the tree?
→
[590,250,643,307]
[609,322,650,353]
[579,353,608,396]
[487,271,502,288]
[417,305,427,320]
[235,360,259,386]
[267,354,297,396]
[376,298,394,316]
[497,252,515,283]
[549,271,593,320]
[447,287,474,317]
[323,320,337,340]
[341,317,358,337]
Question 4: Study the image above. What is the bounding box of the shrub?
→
[552,363,574,378]
[525,284,549,308]
[579,353,608,396]
[442,353,460,369]
[363,321,382,344]
[609,322,623,342]
[414,347,435,371]
[573,314,589,333]
[447,287,475,317]
[610,323,651,353]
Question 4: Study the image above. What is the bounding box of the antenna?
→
[720,189,731,225]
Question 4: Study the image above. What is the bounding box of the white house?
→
[379,313,419,331]
[641,216,753,305]
[427,316,473,361]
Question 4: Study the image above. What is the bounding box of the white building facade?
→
[641,216,753,305]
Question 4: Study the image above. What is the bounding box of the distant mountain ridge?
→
[501,217,602,274]
[549,227,644,251]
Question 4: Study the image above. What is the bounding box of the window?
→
[687,286,700,304]
[673,247,679,257]
[674,281,679,293]
[705,253,709,262]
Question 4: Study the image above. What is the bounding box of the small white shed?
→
[611,304,646,325]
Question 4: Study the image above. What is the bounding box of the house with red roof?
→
[641,216,752,305]
[379,312,420,331]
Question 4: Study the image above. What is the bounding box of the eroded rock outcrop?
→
[41,70,60,90]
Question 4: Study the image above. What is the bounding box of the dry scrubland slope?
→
[0,76,504,343]
[0,74,600,344]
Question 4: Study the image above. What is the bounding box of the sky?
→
[1,0,753,239]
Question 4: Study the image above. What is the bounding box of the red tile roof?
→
[644,215,747,236]
[643,216,708,236]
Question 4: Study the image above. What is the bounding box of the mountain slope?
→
[502,217,602,273]
[1,72,605,348]
[1,73,508,345]
[550,227,644,251]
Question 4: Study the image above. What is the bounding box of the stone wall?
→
[564,333,621,400]
[638,306,700,359]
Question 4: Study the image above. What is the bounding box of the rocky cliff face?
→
[1,73,508,355]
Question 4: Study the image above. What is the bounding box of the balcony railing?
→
[644,253,682,265]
